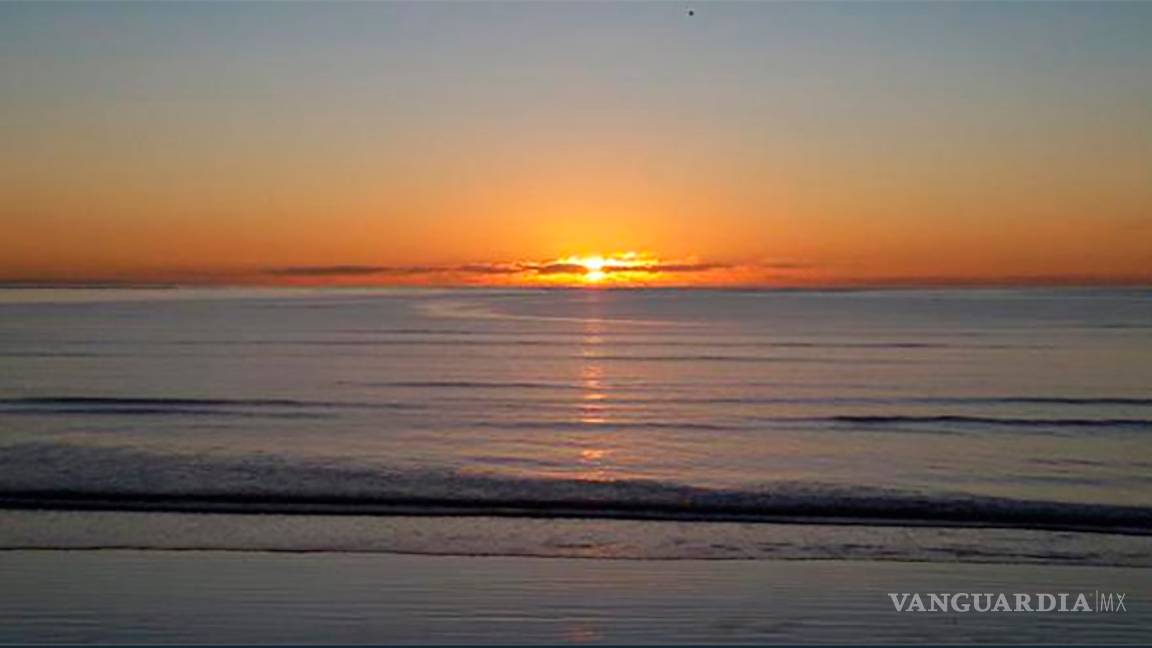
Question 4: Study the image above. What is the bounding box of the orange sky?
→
[2,3,1150,287]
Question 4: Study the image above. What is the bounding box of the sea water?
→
[1,287,1149,562]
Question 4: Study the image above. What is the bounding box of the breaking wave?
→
[0,443,1148,536]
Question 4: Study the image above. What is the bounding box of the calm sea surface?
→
[1,287,1149,562]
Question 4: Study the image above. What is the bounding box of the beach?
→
[2,547,1149,644]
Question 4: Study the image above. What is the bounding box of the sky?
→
[1,1,1150,287]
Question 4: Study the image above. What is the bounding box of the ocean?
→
[1,287,1150,564]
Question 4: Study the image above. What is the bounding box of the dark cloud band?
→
[264,259,738,279]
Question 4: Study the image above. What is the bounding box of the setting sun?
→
[577,256,607,283]
[541,253,677,286]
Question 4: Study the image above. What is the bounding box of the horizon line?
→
[1,278,1150,292]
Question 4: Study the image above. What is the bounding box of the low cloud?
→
[532,263,588,275]
[645,262,727,273]
[265,265,420,277]
[265,264,498,277]
[264,261,731,278]
[528,261,730,276]
[453,263,526,275]
[755,260,815,271]
[263,257,752,283]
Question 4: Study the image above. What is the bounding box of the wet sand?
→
[1,549,1148,644]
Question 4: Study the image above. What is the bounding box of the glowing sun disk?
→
[581,256,606,272]
[547,252,662,285]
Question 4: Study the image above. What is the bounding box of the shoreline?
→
[2,485,1149,538]
[3,498,1152,539]
[3,509,1150,567]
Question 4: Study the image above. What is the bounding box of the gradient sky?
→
[2,1,1150,286]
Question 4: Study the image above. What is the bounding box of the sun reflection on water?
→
[574,314,616,481]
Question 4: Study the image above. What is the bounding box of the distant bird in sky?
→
[687,9,695,17]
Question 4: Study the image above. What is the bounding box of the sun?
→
[451,251,733,287]
[578,256,607,283]
[542,252,664,286]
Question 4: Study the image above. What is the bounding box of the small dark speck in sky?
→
[687,10,695,17]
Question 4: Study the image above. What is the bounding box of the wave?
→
[830,415,1152,429]
[339,384,1152,407]
[0,443,1148,536]
[0,396,416,417]
[471,420,740,432]
[354,380,584,391]
[28,338,1056,351]
[2,396,1147,431]
[3,484,1149,537]
[0,349,921,364]
[471,417,1150,433]
[8,396,344,408]
[970,396,1152,406]
[570,354,915,364]
[0,352,129,358]
[418,300,703,328]
[687,396,1152,408]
